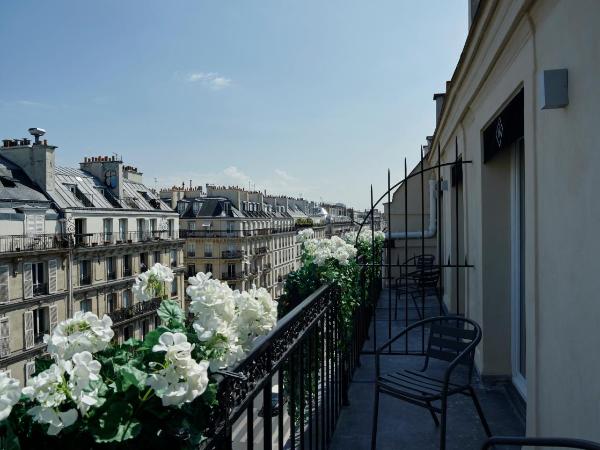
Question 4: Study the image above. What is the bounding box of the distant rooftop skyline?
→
[0,0,467,209]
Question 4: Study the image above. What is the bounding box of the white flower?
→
[67,351,102,415]
[297,228,315,243]
[0,371,20,421]
[133,263,174,301]
[148,332,209,406]
[44,312,114,359]
[302,235,357,267]
[27,406,78,436]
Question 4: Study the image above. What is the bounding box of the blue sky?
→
[0,1,467,209]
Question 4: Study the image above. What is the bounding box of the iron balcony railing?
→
[255,246,269,255]
[108,298,162,326]
[32,283,48,297]
[220,272,243,281]
[73,230,178,248]
[179,227,295,239]
[221,250,244,259]
[0,233,70,254]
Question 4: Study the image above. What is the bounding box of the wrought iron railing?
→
[202,270,379,450]
[0,234,69,254]
[179,227,295,239]
[108,298,162,325]
[220,272,242,281]
[32,282,48,297]
[72,231,179,248]
[221,250,244,259]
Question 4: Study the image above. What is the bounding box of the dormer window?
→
[64,183,94,207]
[192,201,203,215]
[0,177,16,188]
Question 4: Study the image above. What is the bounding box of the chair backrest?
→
[414,267,440,288]
[424,317,481,372]
[415,254,435,268]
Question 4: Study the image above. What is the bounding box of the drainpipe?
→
[386,180,437,240]
[67,248,73,318]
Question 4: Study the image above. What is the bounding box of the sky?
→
[0,1,467,210]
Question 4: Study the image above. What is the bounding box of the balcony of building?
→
[107,298,161,326]
[255,246,269,256]
[222,250,245,260]
[0,233,69,256]
[72,230,181,249]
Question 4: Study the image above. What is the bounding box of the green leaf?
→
[0,422,21,450]
[90,401,141,443]
[115,363,148,391]
[157,299,185,328]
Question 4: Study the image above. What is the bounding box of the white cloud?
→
[186,72,232,90]
[223,166,251,185]
[274,168,295,182]
[0,99,50,108]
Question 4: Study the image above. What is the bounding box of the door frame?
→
[510,137,527,399]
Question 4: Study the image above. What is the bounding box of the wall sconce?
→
[540,69,569,109]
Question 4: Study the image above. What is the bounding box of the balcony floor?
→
[330,289,525,450]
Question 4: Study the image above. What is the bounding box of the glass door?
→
[511,138,526,398]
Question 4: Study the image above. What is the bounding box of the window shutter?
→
[48,260,57,294]
[23,311,34,350]
[0,317,9,357]
[23,263,33,299]
[25,361,36,381]
[49,305,58,334]
[0,265,8,303]
[35,215,45,234]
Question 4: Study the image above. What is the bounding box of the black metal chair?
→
[371,316,491,450]
[481,436,600,449]
[395,255,442,320]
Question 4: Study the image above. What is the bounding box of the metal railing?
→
[220,272,242,281]
[202,271,379,449]
[73,230,179,248]
[33,283,48,297]
[221,250,244,259]
[179,227,295,239]
[79,274,91,286]
[0,234,69,254]
[255,246,269,255]
[108,298,161,326]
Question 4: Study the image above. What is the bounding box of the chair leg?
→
[439,395,448,450]
[468,386,492,437]
[426,401,440,427]
[371,386,380,450]
[394,290,398,320]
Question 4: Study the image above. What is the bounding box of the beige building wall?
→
[430,0,600,440]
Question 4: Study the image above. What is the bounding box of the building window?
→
[154,251,161,265]
[103,218,113,243]
[107,257,116,280]
[122,290,132,308]
[188,222,196,231]
[227,221,234,233]
[119,219,128,242]
[187,243,196,258]
[170,250,178,268]
[204,242,212,257]
[80,260,91,286]
[123,325,133,342]
[227,263,236,278]
[33,307,49,345]
[205,263,213,274]
[171,279,177,297]
[107,293,118,313]
[123,255,132,277]
[150,219,157,236]
[187,264,196,277]
[81,298,92,313]
[142,320,149,340]
[32,262,47,296]
[140,253,148,273]
[74,218,86,245]
[168,219,174,238]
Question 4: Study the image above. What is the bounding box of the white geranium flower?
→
[133,263,174,301]
[44,312,114,359]
[0,371,21,421]
[27,406,78,436]
[148,332,209,406]
[297,228,315,243]
[67,351,102,415]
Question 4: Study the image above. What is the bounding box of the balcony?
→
[220,272,242,281]
[32,282,48,297]
[221,250,244,259]
[72,231,179,248]
[179,227,294,239]
[0,234,69,255]
[255,246,269,255]
[108,298,161,326]
[187,251,196,258]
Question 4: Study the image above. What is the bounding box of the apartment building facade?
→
[169,185,299,300]
[0,134,185,384]
[423,0,600,441]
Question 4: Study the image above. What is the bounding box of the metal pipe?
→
[386,179,437,240]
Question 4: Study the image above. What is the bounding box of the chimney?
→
[80,154,124,198]
[433,93,446,127]
[0,128,57,193]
